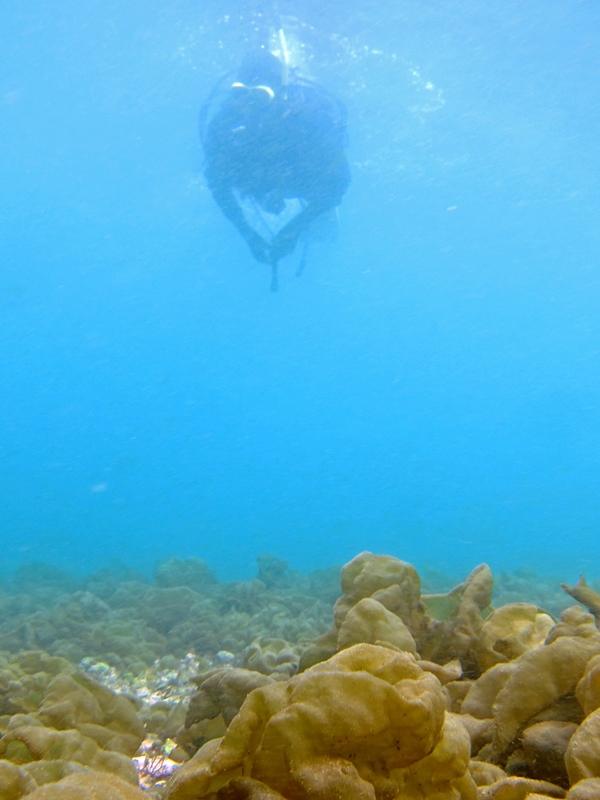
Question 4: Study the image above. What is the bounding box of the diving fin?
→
[270,260,279,292]
[296,236,309,278]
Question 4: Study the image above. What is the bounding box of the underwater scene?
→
[2,0,600,797]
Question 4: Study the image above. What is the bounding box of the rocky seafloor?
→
[0,551,599,799]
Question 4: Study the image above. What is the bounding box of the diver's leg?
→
[296,234,310,278]
[270,259,279,292]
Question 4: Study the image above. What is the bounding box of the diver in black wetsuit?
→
[200,48,350,287]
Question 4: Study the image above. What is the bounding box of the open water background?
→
[1,0,599,581]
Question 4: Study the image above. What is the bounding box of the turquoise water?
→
[1,0,599,582]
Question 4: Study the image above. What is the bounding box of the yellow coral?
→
[565,708,600,785]
[242,640,303,678]
[18,770,147,799]
[461,663,514,720]
[297,553,425,672]
[184,667,276,742]
[566,778,600,799]
[337,598,417,654]
[476,777,565,798]
[561,577,600,622]
[299,554,497,681]
[390,713,477,799]
[468,760,507,787]
[0,759,36,800]
[575,655,600,717]
[0,723,137,785]
[166,644,469,800]
[476,603,554,673]
[333,553,423,635]
[420,564,493,672]
[492,611,600,756]
[521,720,576,787]
[339,553,421,608]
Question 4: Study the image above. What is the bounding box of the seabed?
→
[0,551,599,799]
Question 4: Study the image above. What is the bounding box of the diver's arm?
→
[202,103,270,261]
[269,201,327,262]
[270,159,350,261]
[270,135,350,261]
[207,177,270,263]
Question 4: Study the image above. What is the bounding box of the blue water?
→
[1,0,599,582]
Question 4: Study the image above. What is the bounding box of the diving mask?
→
[231,82,275,105]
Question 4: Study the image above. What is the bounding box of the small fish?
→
[561,575,600,622]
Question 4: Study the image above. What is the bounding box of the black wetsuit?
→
[202,82,351,263]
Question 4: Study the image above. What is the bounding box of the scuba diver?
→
[200,46,350,290]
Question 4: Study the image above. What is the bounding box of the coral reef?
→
[0,557,335,672]
[0,669,144,785]
[298,552,494,675]
[1,552,600,799]
[170,552,600,800]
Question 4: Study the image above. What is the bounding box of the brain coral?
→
[164,643,477,800]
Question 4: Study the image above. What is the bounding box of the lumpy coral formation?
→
[298,553,494,674]
[0,557,334,672]
[165,643,477,800]
[172,554,600,800]
[1,552,600,799]
[0,666,144,784]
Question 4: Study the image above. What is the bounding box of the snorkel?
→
[277,28,289,97]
